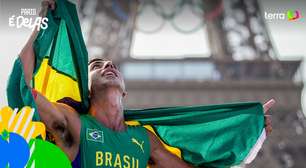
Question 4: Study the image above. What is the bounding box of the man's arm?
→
[33,92,80,161]
[18,0,80,161]
[19,0,54,86]
[147,131,193,168]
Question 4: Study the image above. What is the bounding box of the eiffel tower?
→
[79,0,306,167]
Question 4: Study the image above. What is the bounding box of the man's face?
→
[88,59,125,94]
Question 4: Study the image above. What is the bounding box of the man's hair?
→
[88,58,109,65]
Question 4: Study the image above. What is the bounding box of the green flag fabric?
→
[7,0,89,121]
[6,0,266,167]
[124,103,266,167]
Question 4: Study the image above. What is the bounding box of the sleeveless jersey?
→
[79,115,150,168]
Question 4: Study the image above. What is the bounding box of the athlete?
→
[18,0,274,167]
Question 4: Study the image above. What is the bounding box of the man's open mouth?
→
[102,69,118,77]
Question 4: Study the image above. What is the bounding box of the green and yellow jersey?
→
[77,115,150,168]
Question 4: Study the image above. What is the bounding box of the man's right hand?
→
[39,0,56,17]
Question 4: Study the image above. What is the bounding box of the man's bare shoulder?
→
[54,102,81,136]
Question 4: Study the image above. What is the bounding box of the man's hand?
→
[39,0,56,17]
[263,99,275,135]
[20,0,56,86]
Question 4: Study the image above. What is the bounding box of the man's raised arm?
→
[18,0,80,161]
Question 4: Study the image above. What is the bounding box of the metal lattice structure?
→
[205,0,277,60]
[80,0,137,61]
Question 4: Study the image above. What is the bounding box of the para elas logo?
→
[86,128,104,143]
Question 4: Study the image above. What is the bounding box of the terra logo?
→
[287,10,301,21]
[264,10,301,21]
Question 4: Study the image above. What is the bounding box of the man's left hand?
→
[263,99,275,135]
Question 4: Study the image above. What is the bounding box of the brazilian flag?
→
[7,0,89,120]
[7,0,266,167]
